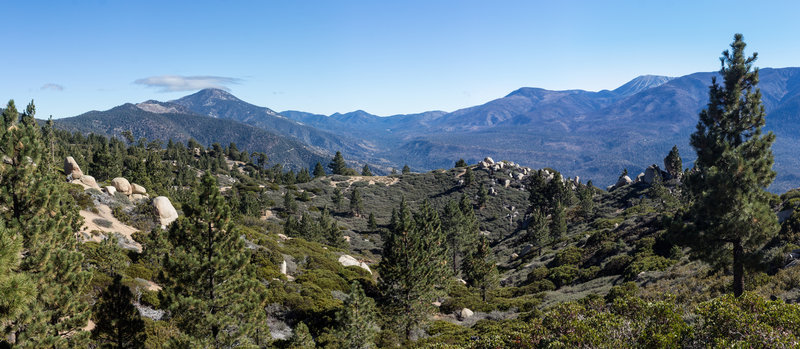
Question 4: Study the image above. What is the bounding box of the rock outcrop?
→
[104,185,116,196]
[338,254,372,274]
[112,177,132,195]
[64,156,83,179]
[457,308,474,320]
[131,183,147,195]
[152,196,178,227]
[77,175,100,189]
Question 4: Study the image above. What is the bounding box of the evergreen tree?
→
[333,187,344,211]
[402,164,411,174]
[455,159,467,167]
[91,274,147,348]
[329,151,348,175]
[296,168,312,183]
[290,322,315,349]
[685,34,778,297]
[462,235,499,301]
[350,187,364,217]
[1,100,92,347]
[664,145,683,179]
[0,221,33,329]
[527,208,549,256]
[477,183,489,209]
[378,199,448,340]
[443,198,479,275]
[313,161,326,178]
[164,173,267,346]
[319,208,345,248]
[361,164,373,176]
[550,200,566,243]
[335,282,379,349]
[463,167,474,187]
[284,191,298,214]
[368,212,378,231]
[390,168,398,175]
[577,183,594,218]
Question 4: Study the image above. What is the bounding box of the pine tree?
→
[402,164,411,174]
[455,159,467,167]
[378,199,448,340]
[91,274,147,348]
[350,187,364,217]
[0,221,33,329]
[329,151,348,175]
[335,282,379,349]
[296,168,312,183]
[527,208,549,256]
[477,183,489,209]
[664,145,683,179]
[463,167,474,187]
[443,197,479,275]
[284,191,298,214]
[164,172,267,346]
[290,322,315,349]
[685,34,778,297]
[333,187,344,211]
[462,235,499,301]
[577,183,594,218]
[313,161,326,178]
[550,200,566,243]
[1,100,92,347]
[368,213,378,231]
[361,164,373,176]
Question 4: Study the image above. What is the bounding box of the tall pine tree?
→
[91,274,147,348]
[335,282,379,349]
[1,100,92,347]
[378,199,448,341]
[685,34,778,297]
[164,172,267,346]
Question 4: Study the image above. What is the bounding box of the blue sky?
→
[3,0,800,118]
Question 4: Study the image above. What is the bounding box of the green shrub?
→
[624,254,674,280]
[694,293,800,347]
[93,218,113,228]
[140,290,161,308]
[548,265,579,288]
[605,282,638,303]
[603,254,633,275]
[552,246,584,267]
[126,263,154,281]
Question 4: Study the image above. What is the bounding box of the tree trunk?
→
[733,241,744,297]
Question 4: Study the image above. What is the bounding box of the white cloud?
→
[134,75,241,92]
[41,83,64,91]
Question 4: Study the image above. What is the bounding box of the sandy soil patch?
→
[80,204,142,252]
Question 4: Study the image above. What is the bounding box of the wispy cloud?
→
[134,75,241,92]
[41,83,64,91]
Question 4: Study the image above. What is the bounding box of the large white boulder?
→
[152,196,178,227]
[457,308,474,320]
[131,183,147,195]
[64,156,83,179]
[112,177,132,195]
[79,175,100,189]
[104,186,117,196]
[338,255,372,274]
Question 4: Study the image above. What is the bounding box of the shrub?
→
[548,265,579,288]
[605,282,638,303]
[93,218,113,228]
[694,293,800,347]
[603,254,633,275]
[624,254,674,280]
[552,246,584,267]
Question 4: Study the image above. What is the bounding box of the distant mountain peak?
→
[180,88,242,105]
[612,75,674,96]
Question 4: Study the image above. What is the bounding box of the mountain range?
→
[53,67,800,191]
